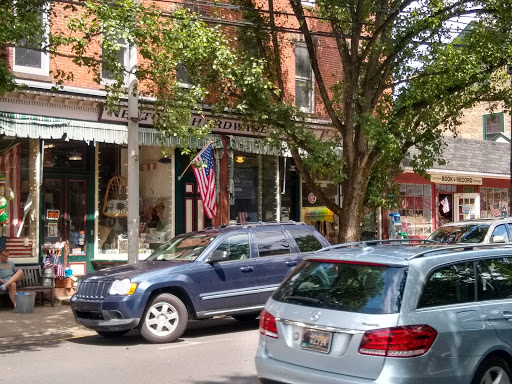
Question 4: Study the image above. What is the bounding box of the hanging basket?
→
[102,176,128,218]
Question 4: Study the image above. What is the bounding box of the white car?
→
[427,217,512,244]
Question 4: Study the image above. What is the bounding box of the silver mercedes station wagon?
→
[256,241,512,384]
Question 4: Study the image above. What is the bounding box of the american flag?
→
[4,238,32,258]
[490,203,501,217]
[192,144,217,219]
[238,212,247,224]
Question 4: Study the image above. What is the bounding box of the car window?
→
[428,224,490,243]
[418,262,475,308]
[288,229,324,252]
[491,225,509,242]
[214,233,250,261]
[146,233,220,261]
[253,231,291,257]
[273,260,407,314]
[477,257,512,300]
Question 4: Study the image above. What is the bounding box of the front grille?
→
[76,280,112,299]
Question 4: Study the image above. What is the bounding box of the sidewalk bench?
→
[0,265,55,307]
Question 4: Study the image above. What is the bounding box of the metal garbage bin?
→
[42,267,55,287]
[15,292,36,314]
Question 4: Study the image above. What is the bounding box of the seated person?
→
[0,249,24,309]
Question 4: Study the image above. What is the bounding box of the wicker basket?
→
[55,278,73,289]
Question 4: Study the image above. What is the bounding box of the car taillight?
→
[359,325,437,357]
[259,309,278,338]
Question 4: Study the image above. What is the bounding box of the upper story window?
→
[483,112,504,141]
[13,3,49,76]
[101,35,129,85]
[176,63,193,88]
[295,43,314,113]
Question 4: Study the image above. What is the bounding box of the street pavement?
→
[0,298,95,347]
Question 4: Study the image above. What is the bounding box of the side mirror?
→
[208,250,229,263]
[492,235,506,243]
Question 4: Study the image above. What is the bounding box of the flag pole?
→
[178,141,212,181]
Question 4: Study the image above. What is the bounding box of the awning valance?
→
[227,135,282,156]
[139,128,223,149]
[0,112,127,143]
[0,112,223,149]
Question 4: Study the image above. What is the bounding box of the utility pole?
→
[127,40,139,265]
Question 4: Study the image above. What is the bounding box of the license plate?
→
[300,328,332,353]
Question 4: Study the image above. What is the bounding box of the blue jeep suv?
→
[70,222,330,343]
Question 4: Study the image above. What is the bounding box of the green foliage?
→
[0,0,47,93]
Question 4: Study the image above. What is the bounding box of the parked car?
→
[256,241,512,384]
[428,217,512,244]
[70,222,329,343]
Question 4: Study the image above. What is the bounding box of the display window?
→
[399,183,433,238]
[481,187,508,218]
[301,182,338,243]
[230,152,278,223]
[0,138,37,259]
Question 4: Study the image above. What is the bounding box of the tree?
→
[229,0,512,242]
[0,0,47,94]
[49,0,512,242]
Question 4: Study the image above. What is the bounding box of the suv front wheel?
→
[472,356,512,384]
[139,293,188,343]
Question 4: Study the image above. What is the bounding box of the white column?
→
[127,42,139,264]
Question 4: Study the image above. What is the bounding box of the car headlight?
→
[109,279,137,295]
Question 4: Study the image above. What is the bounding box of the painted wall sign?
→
[46,209,60,220]
[430,174,482,185]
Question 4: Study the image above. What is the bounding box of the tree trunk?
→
[337,169,370,244]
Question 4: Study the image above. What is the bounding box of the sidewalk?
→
[0,297,95,347]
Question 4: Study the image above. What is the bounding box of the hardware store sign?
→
[430,174,482,185]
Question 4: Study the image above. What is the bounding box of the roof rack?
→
[315,239,438,253]
[217,220,305,229]
[408,243,512,260]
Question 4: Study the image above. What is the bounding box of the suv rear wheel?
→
[139,293,188,343]
[472,356,512,384]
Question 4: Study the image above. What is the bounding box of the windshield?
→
[428,224,490,243]
[273,260,407,314]
[146,233,220,261]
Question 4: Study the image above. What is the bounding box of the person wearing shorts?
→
[0,249,24,309]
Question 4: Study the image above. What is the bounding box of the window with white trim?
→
[101,35,129,85]
[483,113,504,141]
[176,63,193,88]
[13,3,49,76]
[295,44,314,113]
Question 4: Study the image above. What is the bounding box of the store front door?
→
[453,193,481,221]
[42,174,94,273]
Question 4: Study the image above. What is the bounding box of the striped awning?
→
[0,112,127,143]
[139,128,223,149]
[0,112,223,149]
[227,135,282,156]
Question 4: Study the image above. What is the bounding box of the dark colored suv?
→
[70,222,329,343]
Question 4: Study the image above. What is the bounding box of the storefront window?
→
[399,183,433,239]
[2,138,36,259]
[97,144,172,260]
[481,187,508,218]
[231,152,259,223]
[262,155,277,221]
[279,158,299,221]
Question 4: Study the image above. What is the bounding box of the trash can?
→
[15,292,36,314]
[42,267,55,287]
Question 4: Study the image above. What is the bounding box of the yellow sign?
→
[430,174,482,185]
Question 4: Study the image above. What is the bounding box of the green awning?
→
[227,135,282,156]
[139,128,223,149]
[0,112,223,149]
[0,112,127,143]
